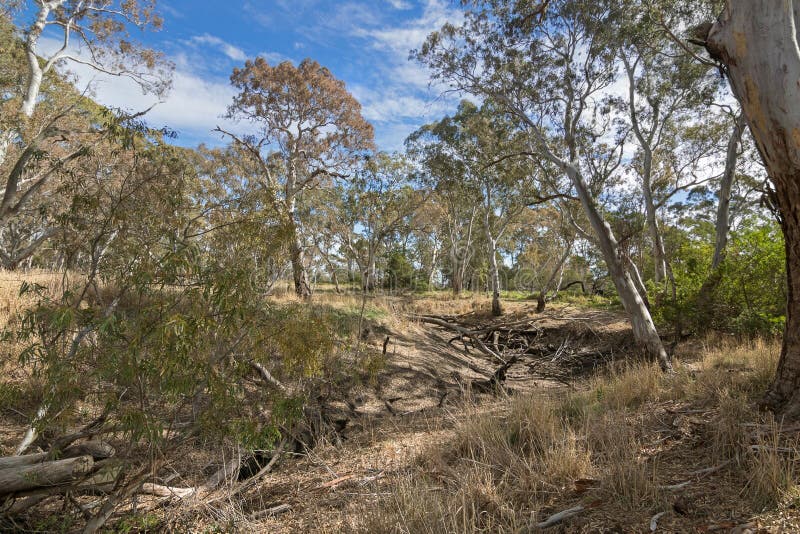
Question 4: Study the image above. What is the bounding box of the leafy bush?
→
[657,218,786,336]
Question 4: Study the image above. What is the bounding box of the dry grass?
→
[2,274,797,532]
[360,337,799,533]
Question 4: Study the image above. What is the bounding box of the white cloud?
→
[258,51,292,65]
[190,34,247,62]
[38,37,246,146]
[387,0,413,9]
[344,0,464,149]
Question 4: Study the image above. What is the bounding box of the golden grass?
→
[360,338,795,533]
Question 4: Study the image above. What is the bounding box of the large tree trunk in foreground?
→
[566,165,671,371]
[706,1,800,415]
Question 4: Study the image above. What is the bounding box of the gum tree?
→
[0,1,171,264]
[222,58,374,299]
[409,101,529,316]
[417,0,673,368]
[698,1,800,414]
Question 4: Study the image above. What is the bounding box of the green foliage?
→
[656,218,786,336]
[4,140,355,465]
[384,250,415,290]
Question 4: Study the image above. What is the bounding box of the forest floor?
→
[178,293,800,533]
[1,278,800,532]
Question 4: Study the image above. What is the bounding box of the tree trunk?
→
[706,1,800,414]
[452,270,463,295]
[484,198,503,316]
[566,164,671,371]
[286,200,311,299]
[537,242,572,313]
[623,53,667,284]
[712,112,747,269]
[290,238,311,299]
[0,456,94,495]
[428,243,439,287]
[489,236,502,316]
[644,183,668,285]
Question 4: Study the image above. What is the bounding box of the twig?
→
[315,474,356,490]
[250,361,288,393]
[650,511,667,531]
[658,460,733,490]
[533,504,585,529]
[247,503,291,520]
[658,480,691,491]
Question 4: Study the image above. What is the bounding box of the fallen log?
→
[412,315,507,365]
[0,455,94,495]
[0,452,50,470]
[0,441,114,472]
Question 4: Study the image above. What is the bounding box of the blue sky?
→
[33,0,464,150]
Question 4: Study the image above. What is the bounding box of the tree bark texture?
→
[707,0,800,414]
[286,202,311,299]
[0,456,93,495]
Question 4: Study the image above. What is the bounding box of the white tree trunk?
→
[706,0,800,413]
[286,192,311,299]
[484,189,503,316]
[565,164,671,371]
[623,53,667,284]
[712,112,747,269]
[428,241,439,287]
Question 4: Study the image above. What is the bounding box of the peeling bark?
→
[706,0,800,415]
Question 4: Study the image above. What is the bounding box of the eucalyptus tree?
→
[421,179,478,296]
[411,198,447,288]
[408,101,530,316]
[221,58,374,299]
[191,143,291,294]
[0,4,171,269]
[339,153,421,293]
[1,0,170,186]
[618,14,723,286]
[693,1,800,414]
[417,1,672,368]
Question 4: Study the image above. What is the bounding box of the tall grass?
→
[361,338,794,533]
